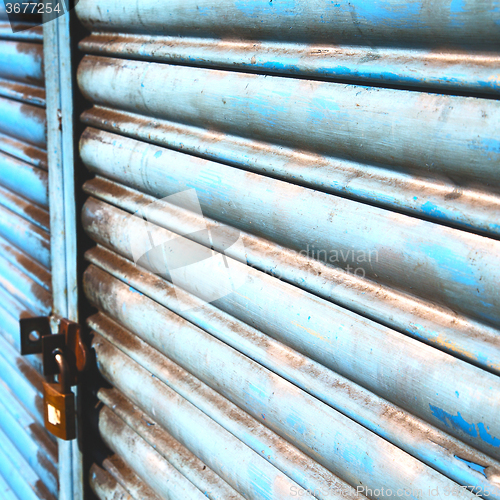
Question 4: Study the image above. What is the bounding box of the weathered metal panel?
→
[97,388,245,500]
[92,331,355,500]
[83,264,498,497]
[79,34,500,95]
[76,1,500,498]
[84,244,500,494]
[83,176,500,374]
[75,0,500,49]
[0,21,59,499]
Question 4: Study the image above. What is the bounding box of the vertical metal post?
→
[43,8,82,500]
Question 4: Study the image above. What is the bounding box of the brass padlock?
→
[43,348,76,440]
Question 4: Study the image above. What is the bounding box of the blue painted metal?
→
[79,35,500,95]
[0,383,58,495]
[81,199,500,462]
[0,426,55,500]
[85,244,500,497]
[0,150,48,206]
[0,254,51,314]
[0,334,44,425]
[83,173,500,376]
[80,105,500,241]
[0,204,50,268]
[75,0,500,50]
[0,97,45,147]
[79,129,500,331]
[0,131,47,170]
[0,234,51,290]
[0,472,18,500]
[97,388,245,500]
[0,41,43,85]
[98,405,219,500]
[90,459,162,500]
[43,10,82,500]
[92,333,330,500]
[84,268,492,499]
[0,185,49,230]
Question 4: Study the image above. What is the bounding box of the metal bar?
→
[0,184,49,230]
[85,273,482,499]
[79,34,500,95]
[0,472,19,500]
[44,10,81,499]
[92,334,320,500]
[84,177,500,374]
[77,56,500,193]
[0,40,44,84]
[0,23,43,42]
[78,128,500,328]
[74,0,500,50]
[81,199,500,460]
[0,234,51,290]
[89,315,352,500]
[0,78,45,107]
[0,426,55,500]
[0,309,44,373]
[98,405,222,500]
[89,464,134,500]
[0,96,45,147]
[0,390,58,495]
[0,150,48,206]
[0,132,47,169]
[0,204,50,267]
[98,388,246,500]
[80,106,500,238]
[85,244,500,496]
[0,333,44,425]
[0,254,51,314]
[100,455,162,500]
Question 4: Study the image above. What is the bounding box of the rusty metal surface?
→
[84,176,500,375]
[0,97,46,147]
[84,266,496,497]
[0,184,49,230]
[84,243,500,494]
[77,57,500,196]
[0,132,47,170]
[97,403,227,500]
[75,0,500,50]
[76,2,500,498]
[0,23,57,500]
[0,40,44,86]
[0,203,50,268]
[80,33,500,95]
[79,127,500,329]
[92,331,334,500]
[0,23,43,42]
[80,105,500,239]
[98,388,245,500]
[90,315,351,500]
[81,199,500,462]
[0,149,48,207]
[89,463,134,500]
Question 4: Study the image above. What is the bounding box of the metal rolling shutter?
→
[75,1,500,499]
[0,7,58,500]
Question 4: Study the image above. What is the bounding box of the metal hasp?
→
[19,316,88,440]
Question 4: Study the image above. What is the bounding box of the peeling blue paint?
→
[454,456,487,477]
[430,405,500,448]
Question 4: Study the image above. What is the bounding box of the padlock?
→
[43,348,76,440]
